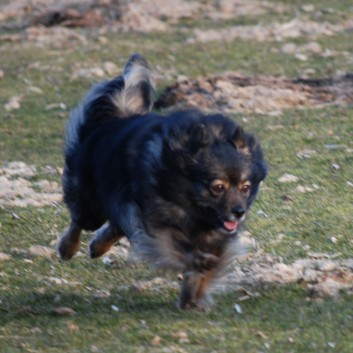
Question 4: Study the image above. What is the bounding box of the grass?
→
[1,0,353,352]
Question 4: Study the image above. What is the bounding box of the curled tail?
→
[65,53,155,151]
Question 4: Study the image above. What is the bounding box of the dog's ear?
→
[166,124,211,169]
[232,126,250,154]
[169,124,211,152]
[189,124,212,150]
[166,139,193,169]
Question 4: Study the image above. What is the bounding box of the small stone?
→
[67,323,79,331]
[111,305,120,312]
[295,53,307,61]
[172,331,189,344]
[330,236,338,244]
[331,163,340,170]
[31,327,43,334]
[325,144,347,150]
[4,95,23,111]
[177,75,189,83]
[52,307,76,316]
[234,303,243,314]
[256,210,269,218]
[302,4,315,12]
[45,102,67,111]
[256,331,267,339]
[316,260,336,272]
[28,245,55,258]
[301,42,322,54]
[103,61,119,76]
[295,185,314,193]
[151,336,161,346]
[278,174,299,183]
[97,36,108,44]
[0,252,11,262]
[27,86,43,94]
[297,149,316,159]
[303,269,319,282]
[281,43,297,54]
[90,67,105,77]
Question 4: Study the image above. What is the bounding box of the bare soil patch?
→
[98,235,353,299]
[0,0,285,32]
[0,161,62,207]
[188,18,353,43]
[156,72,353,114]
[224,255,353,299]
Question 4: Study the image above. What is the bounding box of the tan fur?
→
[111,65,155,118]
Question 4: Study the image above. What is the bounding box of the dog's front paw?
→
[89,239,112,259]
[57,226,81,261]
[58,237,79,261]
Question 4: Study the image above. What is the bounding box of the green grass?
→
[1,0,353,352]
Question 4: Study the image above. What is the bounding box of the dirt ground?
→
[155,73,353,114]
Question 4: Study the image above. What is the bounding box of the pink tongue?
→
[223,220,238,232]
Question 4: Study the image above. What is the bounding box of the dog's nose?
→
[232,206,246,219]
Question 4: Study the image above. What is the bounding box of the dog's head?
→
[162,111,267,234]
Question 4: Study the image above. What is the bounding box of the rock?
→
[303,269,319,282]
[151,336,161,346]
[301,42,322,54]
[295,185,314,193]
[111,305,119,312]
[102,61,119,76]
[281,43,297,54]
[297,149,316,159]
[52,307,76,316]
[4,95,23,111]
[172,331,189,344]
[316,260,337,272]
[45,102,67,110]
[302,4,315,12]
[0,252,11,262]
[278,174,299,183]
[28,245,56,258]
[295,53,308,61]
[234,303,243,314]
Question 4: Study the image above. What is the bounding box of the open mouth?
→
[222,220,238,233]
[207,208,243,234]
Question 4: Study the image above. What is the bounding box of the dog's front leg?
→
[178,251,220,310]
[89,223,124,258]
[178,271,203,310]
[58,223,82,261]
[178,269,216,311]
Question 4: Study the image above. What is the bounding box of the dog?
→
[58,54,267,310]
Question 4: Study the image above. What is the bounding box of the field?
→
[0,0,353,352]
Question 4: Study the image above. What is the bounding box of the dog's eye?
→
[210,180,228,195]
[240,183,251,193]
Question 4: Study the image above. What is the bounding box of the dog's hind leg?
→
[89,223,123,258]
[57,223,82,261]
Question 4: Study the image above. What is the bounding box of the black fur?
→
[58,54,267,310]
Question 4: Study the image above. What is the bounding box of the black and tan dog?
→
[58,54,267,310]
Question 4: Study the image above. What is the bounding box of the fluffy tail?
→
[65,53,155,151]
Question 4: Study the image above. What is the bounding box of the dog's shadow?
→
[1,287,181,324]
